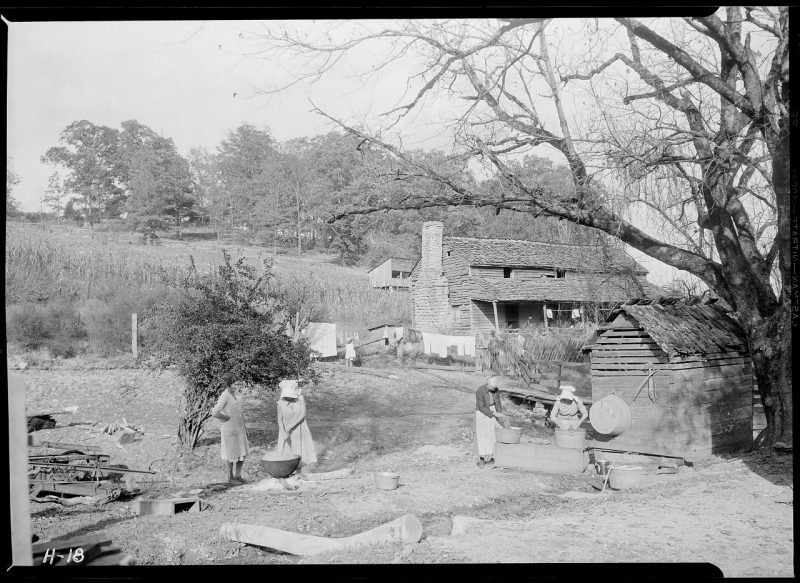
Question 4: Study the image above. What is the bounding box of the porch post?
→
[594,304,600,325]
[543,303,549,329]
[492,301,500,331]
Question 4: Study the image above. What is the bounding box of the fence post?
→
[131,313,138,359]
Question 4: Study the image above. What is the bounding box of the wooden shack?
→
[368,257,416,291]
[584,298,753,458]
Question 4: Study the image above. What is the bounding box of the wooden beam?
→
[543,303,549,329]
[8,373,32,566]
[492,301,500,331]
[220,513,423,556]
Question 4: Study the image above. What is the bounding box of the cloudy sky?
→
[6,17,686,285]
[6,19,455,211]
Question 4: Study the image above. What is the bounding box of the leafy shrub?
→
[145,250,317,448]
[6,300,86,355]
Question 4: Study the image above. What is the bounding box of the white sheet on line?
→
[303,322,338,358]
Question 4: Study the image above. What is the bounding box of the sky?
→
[6,20,453,210]
[5,18,686,286]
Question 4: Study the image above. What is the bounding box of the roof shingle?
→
[443,237,647,274]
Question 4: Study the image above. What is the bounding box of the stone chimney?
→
[420,221,444,274]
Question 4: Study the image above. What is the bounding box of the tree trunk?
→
[745,304,793,447]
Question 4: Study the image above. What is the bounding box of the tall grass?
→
[5,226,188,300]
[5,225,411,357]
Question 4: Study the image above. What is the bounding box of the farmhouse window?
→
[503,267,512,278]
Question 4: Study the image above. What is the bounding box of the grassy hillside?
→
[5,223,411,358]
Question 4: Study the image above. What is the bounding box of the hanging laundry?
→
[546,309,554,319]
[394,326,404,341]
[462,336,476,357]
[383,326,389,339]
[304,322,337,358]
[571,309,581,319]
[428,333,448,358]
[422,332,433,355]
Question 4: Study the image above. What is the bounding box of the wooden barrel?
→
[589,394,632,436]
[554,428,586,449]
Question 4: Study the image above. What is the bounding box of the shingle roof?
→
[470,277,650,303]
[388,257,417,273]
[588,300,748,356]
[369,256,418,273]
[443,237,648,274]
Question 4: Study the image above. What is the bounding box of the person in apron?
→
[276,379,318,472]
[474,376,508,468]
[548,385,589,430]
[211,383,250,484]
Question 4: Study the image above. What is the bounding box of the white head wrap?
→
[279,379,299,399]
[558,385,577,401]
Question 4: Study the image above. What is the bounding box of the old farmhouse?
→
[411,221,654,335]
[368,257,416,291]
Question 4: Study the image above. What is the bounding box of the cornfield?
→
[5,225,411,330]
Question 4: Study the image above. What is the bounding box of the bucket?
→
[554,428,586,449]
[374,472,400,490]
[609,464,646,490]
[595,460,612,476]
[589,394,632,436]
[495,426,522,444]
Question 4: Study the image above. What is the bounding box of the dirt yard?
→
[15,358,793,575]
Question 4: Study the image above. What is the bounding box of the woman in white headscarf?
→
[211,382,250,483]
[548,385,589,431]
[276,379,318,470]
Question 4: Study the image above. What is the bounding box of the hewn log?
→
[219,513,423,556]
[450,515,492,536]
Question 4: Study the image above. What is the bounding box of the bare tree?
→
[248,11,791,448]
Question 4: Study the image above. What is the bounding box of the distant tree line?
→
[39,119,611,266]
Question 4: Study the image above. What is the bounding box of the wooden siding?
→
[589,316,752,458]
[471,266,505,278]
[513,268,557,280]
[370,259,412,289]
[471,301,497,334]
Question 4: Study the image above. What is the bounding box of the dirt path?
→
[17,362,793,574]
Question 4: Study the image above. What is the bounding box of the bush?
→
[145,250,318,448]
[6,300,86,355]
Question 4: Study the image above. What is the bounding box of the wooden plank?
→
[592,367,667,375]
[594,336,658,345]
[596,330,650,337]
[671,352,750,363]
[590,349,667,358]
[669,358,749,371]
[592,357,670,365]
[672,377,753,391]
[8,373,33,566]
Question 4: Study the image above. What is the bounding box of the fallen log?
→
[220,513,422,556]
[450,515,492,536]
